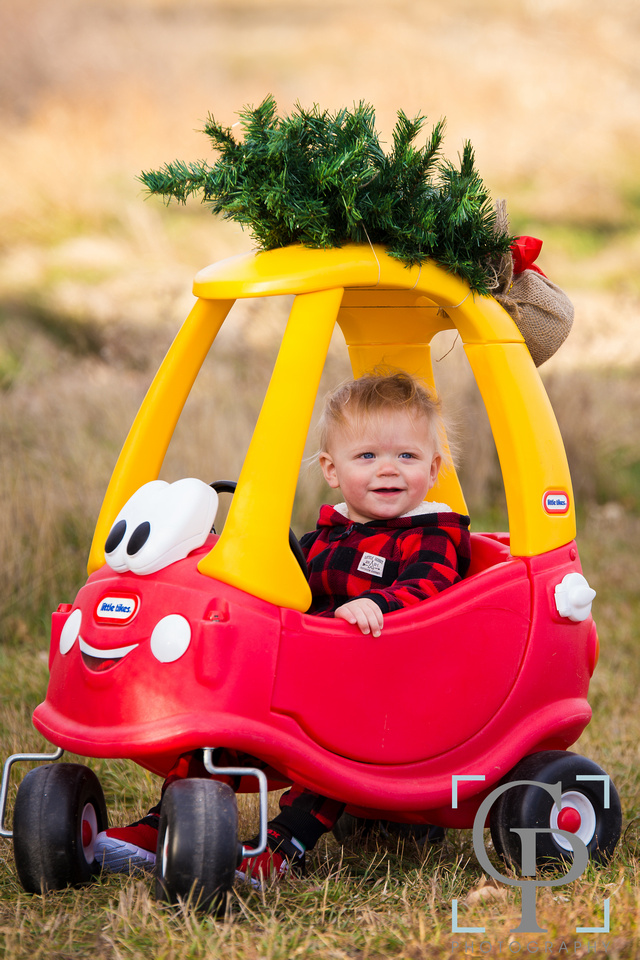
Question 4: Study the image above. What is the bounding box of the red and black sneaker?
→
[235,826,306,889]
[94,804,161,874]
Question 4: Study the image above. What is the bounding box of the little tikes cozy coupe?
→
[1,244,621,909]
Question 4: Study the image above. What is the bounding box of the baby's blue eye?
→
[399,453,414,459]
[360,452,375,459]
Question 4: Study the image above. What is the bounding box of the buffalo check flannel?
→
[300,503,471,615]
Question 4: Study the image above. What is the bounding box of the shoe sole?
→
[94,836,157,874]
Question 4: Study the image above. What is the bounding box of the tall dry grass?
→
[3,298,640,648]
[1,3,640,956]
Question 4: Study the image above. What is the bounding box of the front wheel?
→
[490,751,622,868]
[155,778,240,913]
[13,763,108,893]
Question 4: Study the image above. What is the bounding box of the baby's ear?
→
[319,451,340,489]
[430,453,442,484]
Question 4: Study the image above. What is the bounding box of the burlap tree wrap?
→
[493,264,575,367]
[489,202,574,367]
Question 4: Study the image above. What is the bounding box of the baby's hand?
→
[334,598,384,637]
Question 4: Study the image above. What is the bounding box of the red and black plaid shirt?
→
[300,503,471,616]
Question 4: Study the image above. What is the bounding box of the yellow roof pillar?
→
[198,287,343,610]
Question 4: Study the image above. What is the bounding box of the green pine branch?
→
[139,95,512,294]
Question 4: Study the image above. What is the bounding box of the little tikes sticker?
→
[543,490,570,515]
[95,595,139,624]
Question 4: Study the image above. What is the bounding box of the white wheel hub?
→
[162,825,170,877]
[81,803,99,864]
[550,790,597,851]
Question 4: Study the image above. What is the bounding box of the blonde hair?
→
[318,370,447,461]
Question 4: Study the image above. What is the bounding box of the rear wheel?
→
[332,813,374,845]
[489,751,621,868]
[155,778,240,913]
[333,813,443,846]
[13,763,108,893]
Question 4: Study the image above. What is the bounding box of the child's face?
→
[319,408,441,524]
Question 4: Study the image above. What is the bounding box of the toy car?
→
[1,243,622,909]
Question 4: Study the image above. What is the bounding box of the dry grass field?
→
[1,1,640,957]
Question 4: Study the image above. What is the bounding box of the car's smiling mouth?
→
[79,637,138,672]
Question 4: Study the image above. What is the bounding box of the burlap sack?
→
[494,267,575,367]
[489,201,574,367]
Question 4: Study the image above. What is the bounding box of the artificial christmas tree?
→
[140,95,513,296]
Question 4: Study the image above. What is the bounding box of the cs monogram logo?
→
[471,780,589,934]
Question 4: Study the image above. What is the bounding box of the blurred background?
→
[1,0,640,645]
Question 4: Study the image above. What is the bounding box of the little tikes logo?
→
[95,595,139,624]
[543,490,570,515]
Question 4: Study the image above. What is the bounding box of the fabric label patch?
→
[357,552,386,577]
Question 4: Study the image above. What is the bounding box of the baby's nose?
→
[378,457,399,474]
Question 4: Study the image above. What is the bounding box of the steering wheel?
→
[210,481,309,580]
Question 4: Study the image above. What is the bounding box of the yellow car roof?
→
[90,244,574,612]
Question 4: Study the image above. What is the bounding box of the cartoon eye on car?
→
[1,243,621,909]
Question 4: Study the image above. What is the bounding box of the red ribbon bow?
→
[511,236,546,277]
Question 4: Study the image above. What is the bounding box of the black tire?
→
[332,813,375,845]
[13,763,108,893]
[489,750,622,868]
[379,820,445,845]
[155,778,239,913]
[333,813,443,847]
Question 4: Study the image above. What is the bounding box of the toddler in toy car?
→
[301,370,471,635]
[95,371,471,882]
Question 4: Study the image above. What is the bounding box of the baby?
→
[302,370,471,634]
[95,371,471,882]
